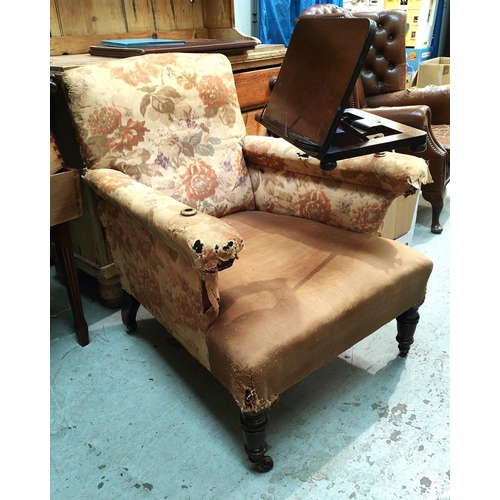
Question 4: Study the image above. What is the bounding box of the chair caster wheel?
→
[256,455,274,472]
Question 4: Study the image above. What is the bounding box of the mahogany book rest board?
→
[255,16,427,170]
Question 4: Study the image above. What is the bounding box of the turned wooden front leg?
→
[121,290,141,331]
[396,300,423,356]
[240,409,273,472]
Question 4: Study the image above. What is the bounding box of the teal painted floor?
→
[50,194,450,500]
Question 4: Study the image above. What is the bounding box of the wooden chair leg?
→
[396,301,423,357]
[121,290,141,331]
[430,201,444,234]
[421,189,445,234]
[240,409,273,472]
[52,223,89,347]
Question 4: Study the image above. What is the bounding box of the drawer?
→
[234,66,281,112]
[50,167,83,227]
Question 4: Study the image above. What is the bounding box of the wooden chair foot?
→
[240,409,273,472]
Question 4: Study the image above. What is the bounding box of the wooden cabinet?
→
[50,0,285,306]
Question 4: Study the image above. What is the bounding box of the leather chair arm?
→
[364,105,447,156]
[365,85,450,125]
[363,104,430,131]
[85,168,244,274]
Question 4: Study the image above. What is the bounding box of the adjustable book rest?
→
[256,16,427,171]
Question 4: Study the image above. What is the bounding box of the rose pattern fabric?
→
[177,158,219,202]
[63,52,255,218]
[197,75,229,115]
[247,165,396,235]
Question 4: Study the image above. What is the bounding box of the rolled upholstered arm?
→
[85,168,244,274]
[242,136,431,236]
[365,85,450,125]
[243,136,431,194]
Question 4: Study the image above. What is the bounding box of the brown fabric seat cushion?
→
[206,211,433,412]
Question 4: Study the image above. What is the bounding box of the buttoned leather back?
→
[298,6,407,99]
[351,9,407,96]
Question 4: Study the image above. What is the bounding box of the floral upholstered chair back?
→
[63,53,255,217]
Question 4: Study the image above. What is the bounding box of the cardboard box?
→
[416,57,450,87]
[381,192,419,240]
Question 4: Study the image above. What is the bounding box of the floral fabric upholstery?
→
[248,165,396,236]
[63,53,255,218]
[243,136,431,236]
[98,198,220,368]
[85,168,244,274]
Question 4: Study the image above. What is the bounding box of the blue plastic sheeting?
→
[259,1,344,47]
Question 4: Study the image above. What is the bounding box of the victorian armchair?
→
[62,52,433,471]
[299,5,450,234]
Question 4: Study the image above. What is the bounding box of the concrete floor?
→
[50,195,450,500]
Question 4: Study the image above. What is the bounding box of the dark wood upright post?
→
[52,223,89,347]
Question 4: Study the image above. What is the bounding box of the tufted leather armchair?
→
[61,51,433,471]
[299,5,450,234]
